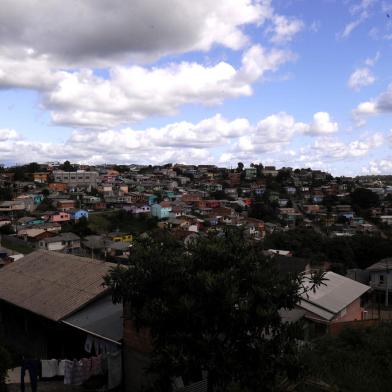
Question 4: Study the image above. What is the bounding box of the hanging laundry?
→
[84,335,94,353]
[63,360,74,385]
[107,351,122,390]
[58,359,66,376]
[91,355,102,376]
[41,359,59,378]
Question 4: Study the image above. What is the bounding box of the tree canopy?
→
[104,229,324,392]
[350,187,380,210]
[302,323,392,392]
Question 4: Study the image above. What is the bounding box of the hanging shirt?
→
[107,351,122,390]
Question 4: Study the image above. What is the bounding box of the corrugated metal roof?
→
[63,294,123,342]
[298,271,370,319]
[0,250,116,321]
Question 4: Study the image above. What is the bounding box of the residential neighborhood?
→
[1,161,392,390]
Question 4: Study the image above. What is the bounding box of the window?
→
[380,275,385,284]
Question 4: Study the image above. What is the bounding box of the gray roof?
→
[298,271,370,321]
[367,258,392,272]
[43,232,80,244]
[0,250,115,321]
[63,294,122,343]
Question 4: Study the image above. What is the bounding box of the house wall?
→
[0,301,87,359]
[332,298,364,323]
[123,315,154,392]
[47,242,64,251]
[370,271,392,289]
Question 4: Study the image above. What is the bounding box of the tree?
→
[302,323,392,392]
[104,229,324,392]
[350,188,380,210]
[60,160,76,172]
[236,162,244,173]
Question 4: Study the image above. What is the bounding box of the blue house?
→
[71,209,89,221]
[33,194,44,205]
[151,203,172,219]
[146,194,158,206]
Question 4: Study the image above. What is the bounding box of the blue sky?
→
[0,0,392,175]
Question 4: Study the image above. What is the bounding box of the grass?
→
[0,236,35,255]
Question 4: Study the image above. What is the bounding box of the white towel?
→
[58,360,66,376]
[41,359,58,378]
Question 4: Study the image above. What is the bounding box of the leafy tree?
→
[236,162,244,173]
[210,190,227,200]
[351,188,380,210]
[302,323,392,392]
[60,160,76,172]
[0,186,13,201]
[0,224,15,235]
[104,229,325,392]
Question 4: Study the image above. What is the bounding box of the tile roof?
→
[0,250,115,321]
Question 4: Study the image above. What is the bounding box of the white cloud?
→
[307,112,339,135]
[268,15,304,44]
[339,0,376,39]
[365,51,380,66]
[0,129,21,141]
[32,45,292,129]
[353,84,392,125]
[307,132,383,160]
[0,0,268,65]
[362,159,392,174]
[348,67,376,91]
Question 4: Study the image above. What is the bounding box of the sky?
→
[1,0,392,175]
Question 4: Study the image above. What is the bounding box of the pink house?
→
[50,212,71,222]
[297,271,370,325]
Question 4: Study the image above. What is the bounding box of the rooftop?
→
[0,250,115,321]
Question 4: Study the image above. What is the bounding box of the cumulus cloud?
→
[0,0,268,65]
[306,112,339,135]
[362,159,392,174]
[0,45,291,129]
[353,84,392,125]
[306,132,383,161]
[348,67,376,91]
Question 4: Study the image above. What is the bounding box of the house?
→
[108,232,133,243]
[70,209,89,220]
[57,199,76,210]
[245,167,257,180]
[0,250,122,361]
[263,166,278,177]
[380,216,392,225]
[50,211,71,222]
[38,232,81,252]
[0,200,27,213]
[0,217,12,227]
[16,216,45,227]
[53,170,99,187]
[151,202,172,219]
[367,258,392,304]
[297,272,370,328]
[33,172,49,183]
[48,182,67,192]
[124,204,151,215]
